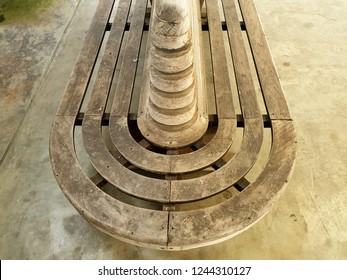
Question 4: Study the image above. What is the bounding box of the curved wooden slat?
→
[82,0,171,203]
[110,117,236,174]
[83,115,171,203]
[167,120,296,250]
[169,119,236,173]
[108,0,236,175]
[170,118,263,202]
[50,116,169,249]
[169,0,264,202]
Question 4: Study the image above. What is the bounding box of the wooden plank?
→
[170,118,263,202]
[109,116,171,174]
[85,0,132,115]
[79,0,171,202]
[238,0,292,120]
[57,0,115,116]
[168,120,296,250]
[105,0,171,173]
[205,0,236,119]
[221,0,261,119]
[110,0,148,117]
[106,0,234,174]
[168,0,264,202]
[83,115,171,203]
[50,116,169,249]
[168,119,236,173]
[111,116,236,174]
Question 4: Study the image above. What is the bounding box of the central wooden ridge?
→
[50,0,296,250]
[138,0,208,149]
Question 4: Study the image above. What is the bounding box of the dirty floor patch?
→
[0,0,55,23]
[0,0,79,162]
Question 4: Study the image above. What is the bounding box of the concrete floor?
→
[0,0,346,259]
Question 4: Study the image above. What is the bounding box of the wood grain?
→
[238,0,292,120]
[57,0,115,116]
[50,0,296,250]
[50,116,168,249]
[168,120,296,250]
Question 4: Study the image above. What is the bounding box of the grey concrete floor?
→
[0,0,346,259]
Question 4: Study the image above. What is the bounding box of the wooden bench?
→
[50,0,296,250]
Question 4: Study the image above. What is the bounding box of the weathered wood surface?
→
[168,120,296,249]
[206,0,236,120]
[50,116,168,248]
[110,116,236,174]
[82,0,172,203]
[56,0,115,116]
[50,0,296,250]
[237,0,292,120]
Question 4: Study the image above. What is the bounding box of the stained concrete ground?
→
[0,0,346,259]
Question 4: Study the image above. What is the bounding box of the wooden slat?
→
[168,120,296,250]
[111,116,236,174]
[222,0,261,118]
[206,0,236,119]
[110,0,148,117]
[170,118,263,202]
[168,0,264,202]
[107,0,233,175]
[238,0,291,120]
[85,0,132,115]
[80,0,171,202]
[57,0,115,116]
[169,119,236,173]
[83,115,171,203]
[50,116,168,249]
[109,116,171,174]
